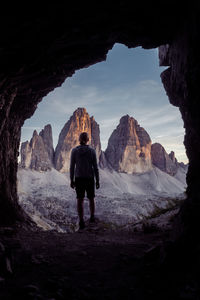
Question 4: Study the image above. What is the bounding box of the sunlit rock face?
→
[39,124,54,164]
[90,116,101,161]
[151,143,178,176]
[105,115,152,173]
[20,125,54,171]
[54,108,101,172]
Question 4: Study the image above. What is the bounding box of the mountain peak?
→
[73,107,87,115]
[120,114,130,122]
[54,108,101,172]
[20,125,54,171]
[105,115,152,174]
[32,130,38,137]
[20,109,182,177]
[119,114,138,126]
[151,143,178,175]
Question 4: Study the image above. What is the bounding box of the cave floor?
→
[0,212,199,300]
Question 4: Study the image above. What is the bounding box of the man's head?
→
[79,132,89,145]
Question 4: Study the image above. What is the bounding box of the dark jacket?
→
[70,145,99,182]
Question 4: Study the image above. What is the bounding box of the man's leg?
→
[88,198,95,222]
[77,198,84,222]
[75,178,85,229]
[86,178,95,222]
[77,198,85,229]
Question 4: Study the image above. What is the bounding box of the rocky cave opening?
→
[18,44,188,232]
[1,3,200,298]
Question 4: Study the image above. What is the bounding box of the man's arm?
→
[91,150,100,188]
[70,148,76,188]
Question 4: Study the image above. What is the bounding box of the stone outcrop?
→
[20,141,32,169]
[20,125,54,171]
[39,124,54,163]
[90,116,101,161]
[54,108,101,172]
[169,151,178,165]
[151,143,178,176]
[105,115,152,174]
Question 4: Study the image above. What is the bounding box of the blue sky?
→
[21,43,188,163]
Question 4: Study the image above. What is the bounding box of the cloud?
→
[25,78,186,161]
[143,113,179,128]
[41,78,167,118]
[42,84,107,115]
[21,45,187,163]
[23,126,42,130]
[136,79,162,93]
[99,117,120,128]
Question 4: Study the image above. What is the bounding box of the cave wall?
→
[159,13,200,241]
[0,3,198,226]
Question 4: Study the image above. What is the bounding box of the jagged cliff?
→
[20,124,54,171]
[20,109,185,176]
[54,108,101,172]
[151,143,178,176]
[105,115,152,174]
[39,124,54,163]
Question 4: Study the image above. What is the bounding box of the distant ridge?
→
[20,107,187,176]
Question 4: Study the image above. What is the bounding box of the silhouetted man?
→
[70,132,100,229]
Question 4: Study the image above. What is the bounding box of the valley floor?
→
[0,208,199,300]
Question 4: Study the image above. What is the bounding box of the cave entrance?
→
[18,44,187,232]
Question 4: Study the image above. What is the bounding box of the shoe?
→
[79,220,85,230]
[89,216,95,223]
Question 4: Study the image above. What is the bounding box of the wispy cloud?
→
[42,84,107,115]
[23,126,42,130]
[41,78,166,116]
[100,117,120,128]
[142,113,178,128]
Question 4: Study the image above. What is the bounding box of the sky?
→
[21,43,188,163]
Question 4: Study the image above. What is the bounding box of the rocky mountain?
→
[18,109,188,232]
[39,124,54,163]
[20,108,186,177]
[151,143,178,176]
[105,115,152,174]
[90,116,101,161]
[20,125,54,171]
[54,108,101,172]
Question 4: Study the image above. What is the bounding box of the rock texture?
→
[90,116,101,161]
[20,125,54,171]
[54,108,101,172]
[105,115,152,174]
[20,141,32,169]
[0,0,197,253]
[20,114,185,176]
[151,143,178,176]
[39,125,54,163]
[158,26,200,242]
